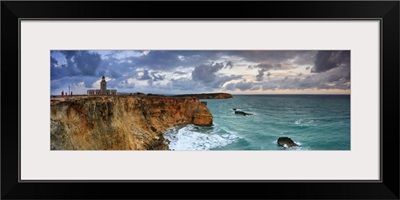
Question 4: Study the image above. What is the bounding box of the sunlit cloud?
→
[51,50,350,95]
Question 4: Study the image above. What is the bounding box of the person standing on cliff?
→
[61,91,64,96]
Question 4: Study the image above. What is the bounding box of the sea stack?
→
[277,137,298,147]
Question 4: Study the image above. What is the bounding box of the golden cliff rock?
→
[50,95,213,150]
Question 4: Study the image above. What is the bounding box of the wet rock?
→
[234,110,253,116]
[277,137,298,147]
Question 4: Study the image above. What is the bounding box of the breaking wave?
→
[164,124,239,150]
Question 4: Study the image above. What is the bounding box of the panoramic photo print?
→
[50,50,350,150]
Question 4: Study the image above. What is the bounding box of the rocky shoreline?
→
[50,95,213,150]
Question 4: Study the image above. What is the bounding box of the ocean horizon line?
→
[229,93,350,96]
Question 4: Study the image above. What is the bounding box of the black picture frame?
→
[2,1,399,199]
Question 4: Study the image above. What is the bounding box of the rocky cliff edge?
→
[50,95,213,150]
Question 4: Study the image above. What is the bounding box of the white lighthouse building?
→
[87,76,117,95]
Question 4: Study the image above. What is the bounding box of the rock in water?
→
[277,137,298,147]
[234,110,252,115]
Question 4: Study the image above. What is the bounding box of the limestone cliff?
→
[50,95,213,150]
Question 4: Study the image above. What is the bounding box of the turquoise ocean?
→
[164,95,350,150]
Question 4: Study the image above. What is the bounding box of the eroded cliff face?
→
[50,95,213,150]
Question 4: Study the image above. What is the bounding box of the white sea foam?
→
[164,125,239,151]
[295,141,302,146]
[294,119,316,127]
[272,139,306,150]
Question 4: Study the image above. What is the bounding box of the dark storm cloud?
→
[109,69,123,79]
[80,50,317,81]
[225,81,260,91]
[165,61,242,93]
[51,51,102,80]
[250,63,273,81]
[192,62,225,83]
[292,51,317,65]
[125,50,317,73]
[225,61,234,69]
[256,69,267,81]
[137,70,165,81]
[138,50,315,68]
[249,63,288,81]
[53,75,103,90]
[103,76,136,89]
[51,56,58,68]
[60,50,102,75]
[151,72,165,81]
[116,81,135,89]
[235,81,254,91]
[83,76,100,88]
[248,63,274,70]
[131,50,220,70]
[211,75,242,89]
[261,81,279,90]
[97,67,123,79]
[260,65,351,91]
[311,51,350,73]
[191,62,242,89]
[138,70,152,80]
[130,50,313,72]
[96,56,136,79]
[51,50,350,94]
[249,63,294,71]
[225,82,235,91]
[130,51,180,70]
[147,80,153,86]
[51,76,91,93]
[52,50,319,80]
[226,50,317,64]
[173,71,187,75]
[50,56,67,80]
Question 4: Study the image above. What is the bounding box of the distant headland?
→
[171,93,233,99]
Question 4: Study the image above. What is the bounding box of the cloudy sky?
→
[50,50,350,95]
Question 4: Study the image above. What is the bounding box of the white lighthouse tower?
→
[100,76,107,94]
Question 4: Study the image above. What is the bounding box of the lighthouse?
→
[87,76,117,95]
[100,76,107,94]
